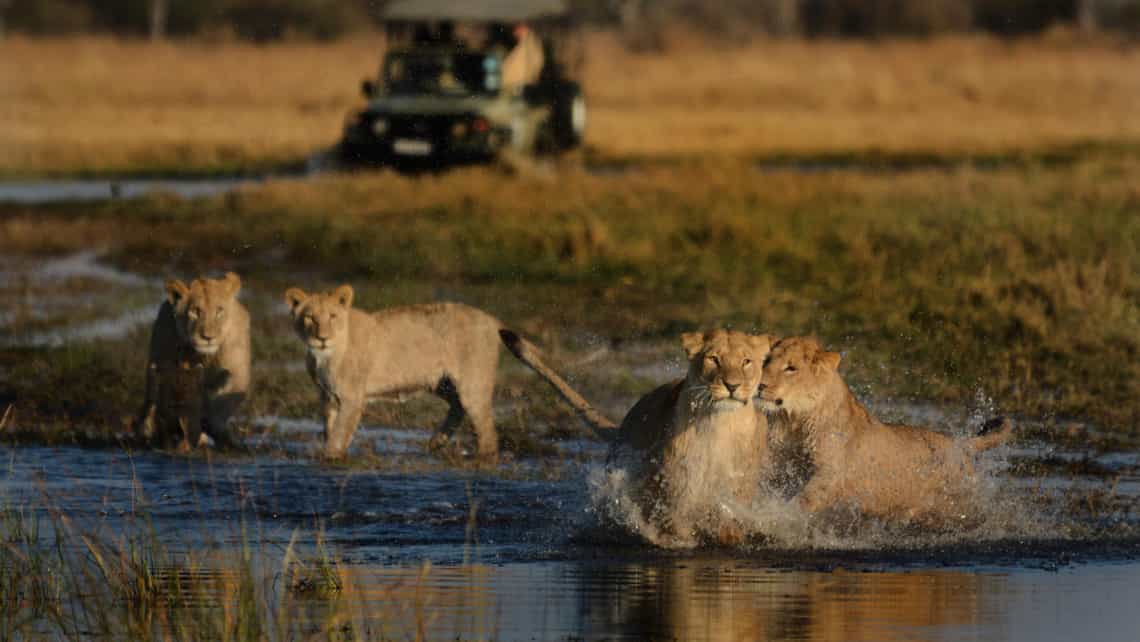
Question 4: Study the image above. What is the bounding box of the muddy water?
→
[3,436,1140,641]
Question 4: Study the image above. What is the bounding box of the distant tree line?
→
[1,0,384,41]
[2,0,1139,41]
[598,0,1140,47]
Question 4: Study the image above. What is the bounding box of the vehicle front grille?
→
[385,115,460,140]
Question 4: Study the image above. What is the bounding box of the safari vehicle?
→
[338,0,586,167]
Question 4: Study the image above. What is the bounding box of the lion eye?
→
[215,308,225,319]
[188,308,200,320]
[784,364,797,373]
[706,355,720,367]
[742,358,752,368]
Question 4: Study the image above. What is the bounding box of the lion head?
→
[680,329,775,411]
[283,285,354,357]
[166,272,242,356]
[757,337,842,415]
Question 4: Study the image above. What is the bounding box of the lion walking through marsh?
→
[283,285,615,460]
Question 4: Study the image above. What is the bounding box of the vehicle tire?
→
[552,82,586,151]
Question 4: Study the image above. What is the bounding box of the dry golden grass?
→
[583,32,1140,157]
[2,33,1139,174]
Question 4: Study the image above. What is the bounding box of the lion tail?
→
[969,416,1014,452]
[498,329,618,433]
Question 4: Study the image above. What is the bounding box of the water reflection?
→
[288,561,1020,641]
[574,560,1000,642]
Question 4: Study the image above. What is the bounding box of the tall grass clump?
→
[0,495,409,640]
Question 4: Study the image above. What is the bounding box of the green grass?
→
[2,155,1139,444]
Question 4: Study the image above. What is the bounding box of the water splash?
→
[588,432,1056,551]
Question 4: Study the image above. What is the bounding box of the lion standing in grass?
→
[615,329,775,546]
[283,285,615,460]
[134,272,250,449]
[758,337,1013,524]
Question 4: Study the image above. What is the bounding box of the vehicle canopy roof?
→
[383,0,569,23]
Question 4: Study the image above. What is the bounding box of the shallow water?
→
[0,158,952,206]
[0,177,260,204]
[330,560,1140,642]
[3,439,1139,640]
[0,251,159,346]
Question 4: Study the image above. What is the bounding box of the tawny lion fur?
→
[134,272,250,449]
[616,329,775,546]
[758,337,1014,523]
[284,285,614,460]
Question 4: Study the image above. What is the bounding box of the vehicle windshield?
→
[383,50,501,96]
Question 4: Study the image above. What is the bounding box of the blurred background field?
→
[2,1,1140,176]
[3,34,1140,176]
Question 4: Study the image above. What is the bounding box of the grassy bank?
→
[2,34,1140,176]
[2,157,1139,442]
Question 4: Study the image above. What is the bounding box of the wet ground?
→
[2,247,1140,639]
[0,153,1023,206]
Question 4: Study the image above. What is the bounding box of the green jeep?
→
[338,0,586,167]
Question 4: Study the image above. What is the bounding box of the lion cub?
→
[284,285,615,460]
[134,272,250,449]
[616,329,775,546]
[758,337,1013,524]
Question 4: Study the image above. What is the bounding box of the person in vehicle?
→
[499,23,544,92]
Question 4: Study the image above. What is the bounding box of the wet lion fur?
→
[759,337,1014,523]
[616,329,776,546]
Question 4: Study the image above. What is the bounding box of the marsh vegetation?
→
[3,156,1139,444]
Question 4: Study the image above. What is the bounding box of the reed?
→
[0,496,411,640]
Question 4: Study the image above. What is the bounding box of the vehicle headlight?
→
[371,118,389,136]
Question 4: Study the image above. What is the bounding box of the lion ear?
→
[221,272,241,298]
[333,284,354,309]
[816,350,842,371]
[284,287,308,313]
[750,334,776,353]
[165,279,190,306]
[680,331,705,359]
